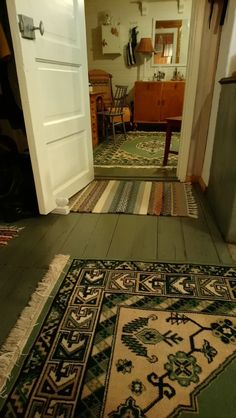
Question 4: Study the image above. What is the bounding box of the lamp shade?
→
[136,37,154,54]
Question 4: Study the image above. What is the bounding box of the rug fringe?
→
[0,226,24,246]
[185,183,198,218]
[0,254,70,395]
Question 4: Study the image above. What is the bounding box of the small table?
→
[163,116,182,166]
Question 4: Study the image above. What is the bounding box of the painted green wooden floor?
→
[0,186,234,345]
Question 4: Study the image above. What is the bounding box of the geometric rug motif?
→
[70,181,198,218]
[93,131,179,168]
[1,260,236,417]
[0,225,24,246]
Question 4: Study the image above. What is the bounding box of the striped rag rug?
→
[70,180,198,218]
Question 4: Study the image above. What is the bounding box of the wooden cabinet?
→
[101,24,121,54]
[89,92,103,148]
[134,81,185,124]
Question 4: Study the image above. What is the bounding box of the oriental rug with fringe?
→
[93,132,179,168]
[70,180,198,218]
[1,258,236,417]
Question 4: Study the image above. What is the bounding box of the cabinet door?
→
[102,25,121,54]
[160,82,185,121]
[134,82,162,123]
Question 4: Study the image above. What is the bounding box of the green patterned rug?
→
[93,131,179,168]
[1,258,236,417]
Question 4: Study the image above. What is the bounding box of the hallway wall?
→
[202,0,236,186]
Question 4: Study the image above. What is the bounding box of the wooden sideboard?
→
[134,81,185,125]
[89,92,103,148]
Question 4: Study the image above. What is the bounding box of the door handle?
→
[32,21,44,36]
[18,14,44,40]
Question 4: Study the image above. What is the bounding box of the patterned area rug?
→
[70,180,198,218]
[0,225,23,246]
[93,131,179,168]
[1,259,236,417]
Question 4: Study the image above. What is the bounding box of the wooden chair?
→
[98,85,128,141]
[163,116,182,166]
[88,69,131,132]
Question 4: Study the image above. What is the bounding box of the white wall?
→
[202,0,236,186]
[85,0,192,101]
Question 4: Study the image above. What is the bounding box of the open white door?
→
[6,0,94,214]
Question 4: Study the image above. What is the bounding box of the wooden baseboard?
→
[185,175,207,191]
[198,176,207,192]
[185,175,199,183]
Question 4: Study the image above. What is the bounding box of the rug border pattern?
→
[1,259,236,417]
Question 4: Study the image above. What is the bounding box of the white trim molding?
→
[177,0,207,182]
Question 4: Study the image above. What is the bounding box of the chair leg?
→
[121,115,126,138]
[102,115,106,138]
[112,120,116,141]
[105,117,109,140]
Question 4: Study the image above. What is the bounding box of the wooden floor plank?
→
[196,186,234,265]
[157,217,186,261]
[0,266,47,346]
[107,214,158,260]
[129,216,158,260]
[82,214,119,259]
[27,213,79,268]
[181,201,220,264]
[176,185,224,264]
[61,213,100,258]
[0,214,58,267]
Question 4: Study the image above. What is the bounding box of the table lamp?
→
[136,37,154,80]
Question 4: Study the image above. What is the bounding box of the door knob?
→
[18,14,44,40]
[32,21,44,36]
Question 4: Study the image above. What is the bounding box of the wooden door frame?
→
[177,0,206,181]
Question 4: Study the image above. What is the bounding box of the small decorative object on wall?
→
[103,13,111,25]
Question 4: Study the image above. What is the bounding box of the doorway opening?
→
[84,1,193,182]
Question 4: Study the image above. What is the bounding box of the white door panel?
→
[7,0,93,214]
[48,131,91,196]
[38,63,85,141]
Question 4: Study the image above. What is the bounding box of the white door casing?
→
[177,0,206,181]
[7,0,94,214]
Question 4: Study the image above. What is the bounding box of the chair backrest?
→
[110,85,128,115]
[88,69,113,108]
